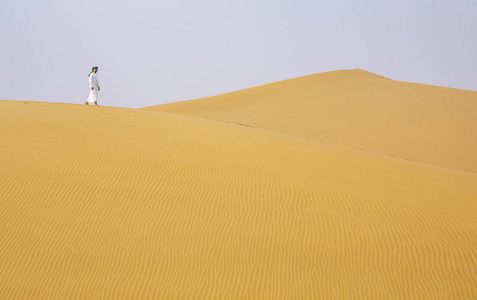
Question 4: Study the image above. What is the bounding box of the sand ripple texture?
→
[1,100,476,299]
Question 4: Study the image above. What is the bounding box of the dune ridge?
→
[145,69,477,173]
[1,100,476,298]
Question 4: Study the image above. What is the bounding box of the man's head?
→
[92,66,98,73]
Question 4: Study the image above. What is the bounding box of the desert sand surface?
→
[146,69,477,173]
[1,69,477,299]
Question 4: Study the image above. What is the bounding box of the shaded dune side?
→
[145,69,477,173]
[1,100,476,299]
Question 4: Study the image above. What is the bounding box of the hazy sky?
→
[1,0,476,108]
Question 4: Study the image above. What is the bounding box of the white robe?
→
[87,73,100,103]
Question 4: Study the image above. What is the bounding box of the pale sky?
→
[1,0,476,108]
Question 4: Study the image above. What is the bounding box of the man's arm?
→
[89,76,94,90]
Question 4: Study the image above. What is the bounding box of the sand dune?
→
[145,69,477,173]
[1,99,476,298]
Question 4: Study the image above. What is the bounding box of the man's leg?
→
[95,101,98,106]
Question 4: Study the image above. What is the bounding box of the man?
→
[85,66,100,106]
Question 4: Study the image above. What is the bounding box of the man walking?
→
[85,66,100,106]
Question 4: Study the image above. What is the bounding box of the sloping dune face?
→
[146,69,477,173]
[1,100,476,299]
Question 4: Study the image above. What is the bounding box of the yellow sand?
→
[0,69,476,299]
[146,69,477,173]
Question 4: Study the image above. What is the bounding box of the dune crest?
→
[145,69,477,173]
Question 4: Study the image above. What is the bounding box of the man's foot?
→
[94,102,99,106]
[85,101,89,105]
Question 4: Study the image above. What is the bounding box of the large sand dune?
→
[1,98,476,298]
[146,69,477,173]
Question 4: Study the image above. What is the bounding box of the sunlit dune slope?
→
[1,100,476,299]
[145,69,477,173]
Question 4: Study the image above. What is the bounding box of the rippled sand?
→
[1,70,476,298]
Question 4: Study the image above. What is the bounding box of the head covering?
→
[88,66,99,77]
